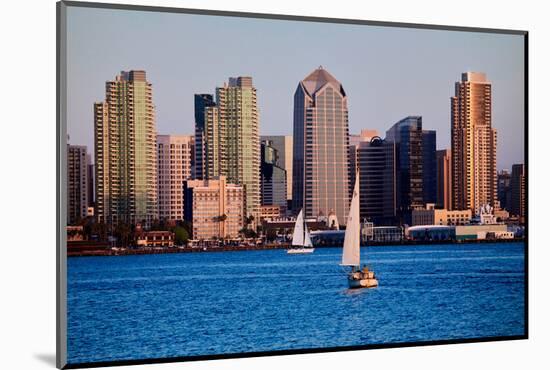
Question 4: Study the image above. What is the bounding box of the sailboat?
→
[287,209,315,254]
[341,173,378,288]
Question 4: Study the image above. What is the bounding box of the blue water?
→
[67,242,525,364]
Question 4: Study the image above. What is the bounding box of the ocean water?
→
[67,242,525,364]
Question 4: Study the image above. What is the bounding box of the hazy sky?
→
[67,6,525,171]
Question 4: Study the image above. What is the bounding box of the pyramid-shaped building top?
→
[301,66,346,97]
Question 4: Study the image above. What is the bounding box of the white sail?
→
[341,174,361,266]
[292,209,304,246]
[304,223,313,247]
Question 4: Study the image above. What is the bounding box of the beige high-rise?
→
[451,72,497,213]
[436,149,452,210]
[94,70,158,226]
[157,135,194,222]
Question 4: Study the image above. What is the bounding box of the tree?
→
[173,225,189,246]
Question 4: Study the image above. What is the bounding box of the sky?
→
[66,6,525,171]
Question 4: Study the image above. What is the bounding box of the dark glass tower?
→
[422,129,437,205]
[194,94,216,180]
[261,140,287,213]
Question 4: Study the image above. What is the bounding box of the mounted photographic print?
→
[57,1,528,368]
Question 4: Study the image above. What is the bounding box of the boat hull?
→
[287,248,315,254]
[348,277,378,289]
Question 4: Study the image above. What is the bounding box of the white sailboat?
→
[341,173,378,288]
[287,209,315,254]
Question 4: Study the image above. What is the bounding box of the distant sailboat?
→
[341,173,378,288]
[287,209,315,254]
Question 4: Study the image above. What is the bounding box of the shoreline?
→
[67,238,524,257]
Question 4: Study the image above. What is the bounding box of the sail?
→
[341,174,361,266]
[304,223,313,248]
[292,210,304,246]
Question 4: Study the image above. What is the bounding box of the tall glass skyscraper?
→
[451,72,497,213]
[194,94,216,180]
[94,70,158,226]
[292,67,350,225]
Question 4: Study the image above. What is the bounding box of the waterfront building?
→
[497,169,512,211]
[184,176,244,240]
[451,72,497,213]
[261,135,293,205]
[386,116,437,219]
[194,94,217,180]
[260,140,287,213]
[87,161,94,208]
[195,77,260,219]
[411,203,472,226]
[157,135,194,222]
[94,70,158,226]
[292,66,350,224]
[136,231,175,247]
[436,149,452,210]
[355,137,397,225]
[455,224,508,240]
[67,145,89,225]
[511,164,526,223]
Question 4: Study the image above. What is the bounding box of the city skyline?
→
[66,7,524,171]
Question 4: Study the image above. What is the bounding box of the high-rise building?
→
[436,149,452,210]
[67,145,89,225]
[87,160,94,208]
[497,169,512,211]
[386,116,425,217]
[292,66,350,224]
[355,137,397,225]
[260,140,287,213]
[194,94,216,180]
[451,72,497,213]
[349,130,379,187]
[510,164,525,222]
[261,135,293,204]
[422,130,437,205]
[184,176,244,239]
[94,70,158,226]
[195,77,260,219]
[157,135,194,222]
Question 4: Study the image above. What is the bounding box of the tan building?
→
[67,145,89,225]
[94,70,158,226]
[184,176,244,240]
[260,205,282,221]
[436,149,452,210]
[137,231,174,247]
[412,203,472,226]
[451,72,497,214]
[157,135,194,222]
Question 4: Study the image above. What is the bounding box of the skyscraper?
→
[67,145,89,225]
[355,137,397,225]
[194,94,216,180]
[195,77,260,218]
[261,135,293,205]
[386,116,425,217]
[511,164,525,222]
[451,72,497,213]
[292,67,350,224]
[260,140,287,213]
[157,135,194,222]
[422,130,437,205]
[94,70,158,226]
[497,169,512,210]
[436,149,452,210]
